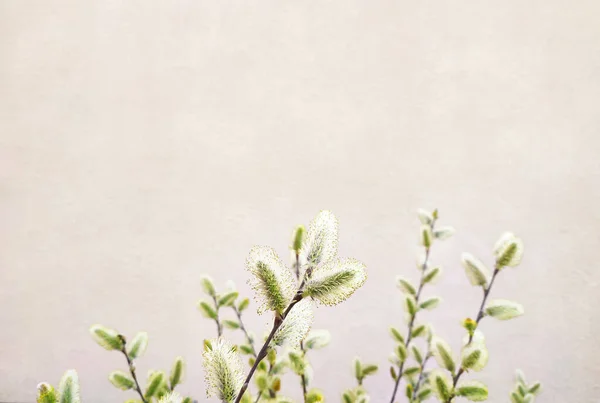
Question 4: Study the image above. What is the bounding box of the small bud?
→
[390,327,405,344]
[37,382,57,403]
[237,298,250,312]
[223,320,240,330]
[292,225,305,253]
[218,292,239,307]
[423,266,442,284]
[145,371,165,400]
[431,337,456,373]
[420,297,441,310]
[198,301,218,320]
[430,369,453,401]
[58,370,80,403]
[461,343,489,372]
[462,318,477,337]
[397,277,417,295]
[203,339,212,351]
[405,383,414,400]
[389,366,398,381]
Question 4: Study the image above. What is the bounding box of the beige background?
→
[1,1,599,402]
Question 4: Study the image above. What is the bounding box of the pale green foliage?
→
[417,208,434,225]
[300,210,339,274]
[431,336,456,373]
[303,258,367,306]
[303,329,331,350]
[510,369,542,403]
[158,392,184,403]
[456,380,488,401]
[423,266,442,284]
[460,342,489,372]
[198,300,218,319]
[461,253,490,287]
[145,371,165,400]
[89,325,123,351]
[420,225,433,247]
[246,246,296,314]
[109,370,134,390]
[202,338,244,402]
[170,356,185,389]
[397,277,417,295]
[494,232,524,268]
[433,226,455,240]
[485,299,524,320]
[58,370,80,403]
[200,275,216,297]
[353,358,378,385]
[291,225,305,253]
[127,331,149,359]
[420,296,441,310]
[37,383,58,403]
[272,299,313,347]
[430,369,453,401]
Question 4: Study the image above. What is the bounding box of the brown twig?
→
[233,306,257,358]
[234,287,305,403]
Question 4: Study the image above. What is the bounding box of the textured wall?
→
[1,1,599,402]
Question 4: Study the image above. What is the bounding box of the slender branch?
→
[411,353,432,400]
[234,287,305,403]
[233,306,258,358]
[212,295,223,337]
[446,267,500,402]
[254,392,262,403]
[389,219,437,403]
[300,341,308,403]
[120,344,147,403]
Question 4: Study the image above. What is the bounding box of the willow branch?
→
[233,306,257,358]
[120,344,147,403]
[447,266,500,403]
[388,220,437,403]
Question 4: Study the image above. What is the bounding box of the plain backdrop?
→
[1,1,599,402]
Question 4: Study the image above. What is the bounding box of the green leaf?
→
[423,266,442,284]
[411,346,423,364]
[237,298,250,312]
[456,380,488,401]
[198,301,218,319]
[494,232,524,267]
[89,325,124,351]
[127,332,148,359]
[390,327,405,344]
[255,372,268,391]
[405,295,418,316]
[354,358,362,381]
[461,344,488,372]
[144,371,164,400]
[420,297,441,310]
[430,369,453,401]
[109,371,134,390]
[218,291,239,307]
[420,225,433,247]
[361,365,378,377]
[461,253,490,287]
[405,383,414,400]
[182,398,193,403]
[434,226,455,240]
[528,382,542,395]
[239,345,254,355]
[306,388,324,403]
[58,370,80,403]
[403,366,420,377]
[303,258,367,306]
[485,299,524,320]
[288,351,306,375]
[342,392,352,403]
[412,324,427,338]
[303,329,331,350]
[396,344,408,362]
[390,366,398,381]
[170,356,185,389]
[431,337,455,373]
[417,387,432,400]
[200,275,216,297]
[397,277,417,295]
[223,320,240,330]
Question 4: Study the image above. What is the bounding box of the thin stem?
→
[411,353,432,400]
[254,392,262,403]
[212,295,223,337]
[234,288,305,403]
[447,267,500,402]
[389,219,437,403]
[120,345,147,403]
[300,341,308,403]
[233,306,257,358]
